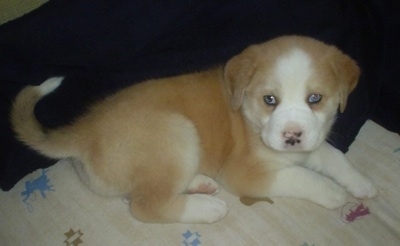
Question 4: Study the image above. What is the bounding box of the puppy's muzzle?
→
[263,106,321,151]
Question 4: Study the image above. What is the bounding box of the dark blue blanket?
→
[1,0,399,190]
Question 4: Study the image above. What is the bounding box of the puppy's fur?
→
[11,36,377,223]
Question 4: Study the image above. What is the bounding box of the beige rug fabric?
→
[1,120,399,245]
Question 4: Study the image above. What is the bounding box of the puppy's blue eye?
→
[263,95,277,106]
[308,94,322,104]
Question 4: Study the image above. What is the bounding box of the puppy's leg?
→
[128,114,228,223]
[220,157,346,209]
[267,166,348,209]
[129,175,228,224]
[129,181,228,223]
[305,142,378,199]
[186,174,219,195]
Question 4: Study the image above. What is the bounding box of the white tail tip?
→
[38,77,64,96]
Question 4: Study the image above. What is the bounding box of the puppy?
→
[11,36,377,224]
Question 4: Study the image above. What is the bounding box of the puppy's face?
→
[225,36,359,152]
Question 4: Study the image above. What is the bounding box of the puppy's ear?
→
[224,52,257,110]
[331,50,360,113]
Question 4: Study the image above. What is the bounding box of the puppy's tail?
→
[10,77,76,159]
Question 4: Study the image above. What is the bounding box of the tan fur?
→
[11,36,375,224]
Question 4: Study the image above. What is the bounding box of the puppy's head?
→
[224,36,359,152]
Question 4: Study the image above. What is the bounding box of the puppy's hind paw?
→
[180,195,229,223]
[187,174,219,195]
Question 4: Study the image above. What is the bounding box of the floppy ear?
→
[331,51,360,113]
[224,52,257,111]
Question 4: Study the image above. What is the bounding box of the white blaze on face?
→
[276,48,313,97]
[261,48,326,151]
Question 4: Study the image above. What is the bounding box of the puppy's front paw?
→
[347,176,378,199]
[317,184,348,210]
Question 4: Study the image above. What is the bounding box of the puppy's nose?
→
[283,130,303,146]
[283,131,302,139]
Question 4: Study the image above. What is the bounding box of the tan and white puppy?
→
[11,36,377,224]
